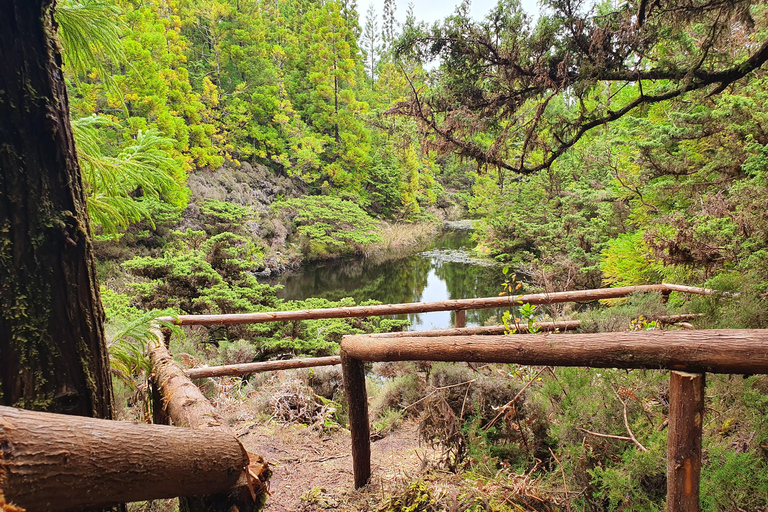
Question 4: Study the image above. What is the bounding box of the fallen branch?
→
[402,379,478,412]
[549,448,572,512]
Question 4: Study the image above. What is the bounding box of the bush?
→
[274,196,382,260]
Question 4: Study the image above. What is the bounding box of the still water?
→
[270,229,507,330]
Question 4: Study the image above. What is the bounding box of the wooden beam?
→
[148,330,269,511]
[667,372,705,511]
[186,356,342,379]
[158,284,716,326]
[340,330,768,374]
[341,353,370,489]
[369,321,581,338]
[0,406,248,511]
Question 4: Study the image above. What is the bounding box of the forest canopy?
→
[393,0,768,174]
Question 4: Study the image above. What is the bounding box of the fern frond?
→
[56,0,126,89]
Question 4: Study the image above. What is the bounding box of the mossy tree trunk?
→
[0,0,113,418]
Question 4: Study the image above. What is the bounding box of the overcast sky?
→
[359,0,540,29]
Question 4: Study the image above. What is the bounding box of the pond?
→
[269,228,509,330]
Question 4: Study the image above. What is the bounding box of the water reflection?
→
[270,230,506,330]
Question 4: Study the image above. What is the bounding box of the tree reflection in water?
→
[271,230,506,330]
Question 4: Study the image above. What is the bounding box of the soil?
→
[237,420,437,511]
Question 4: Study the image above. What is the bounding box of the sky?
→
[359,0,540,28]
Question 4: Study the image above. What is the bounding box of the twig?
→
[306,455,345,463]
[613,389,649,452]
[549,448,572,512]
[459,380,472,420]
[484,367,548,431]
[402,378,477,411]
[578,427,634,442]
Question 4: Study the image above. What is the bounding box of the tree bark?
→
[0,1,113,417]
[341,330,768,374]
[454,310,466,328]
[667,372,704,512]
[0,406,249,511]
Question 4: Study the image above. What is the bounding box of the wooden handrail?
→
[186,355,342,379]
[157,284,719,326]
[341,329,768,374]
[340,327,768,512]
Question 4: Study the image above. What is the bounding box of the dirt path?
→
[239,421,435,511]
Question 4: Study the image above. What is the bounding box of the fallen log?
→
[159,284,713,326]
[186,356,342,379]
[0,406,248,511]
[341,329,768,374]
[148,329,269,511]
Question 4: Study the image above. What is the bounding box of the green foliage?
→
[600,231,666,287]
[198,199,254,235]
[275,196,382,259]
[701,448,768,511]
[72,115,188,233]
[101,288,181,420]
[56,0,126,90]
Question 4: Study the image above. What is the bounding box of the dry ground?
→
[237,419,438,511]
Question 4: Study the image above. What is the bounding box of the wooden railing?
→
[0,283,732,511]
[339,330,768,511]
[156,283,718,327]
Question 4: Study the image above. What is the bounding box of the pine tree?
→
[381,0,397,51]
[361,3,380,88]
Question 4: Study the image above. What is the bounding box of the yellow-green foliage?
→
[600,231,666,287]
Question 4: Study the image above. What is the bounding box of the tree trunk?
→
[0,406,249,511]
[0,1,113,417]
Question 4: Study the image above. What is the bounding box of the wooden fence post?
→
[341,353,371,488]
[667,371,705,512]
[454,309,466,328]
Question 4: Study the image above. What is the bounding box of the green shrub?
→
[199,199,253,235]
[274,196,382,260]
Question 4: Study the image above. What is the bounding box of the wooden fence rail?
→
[157,283,716,327]
[340,329,768,512]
